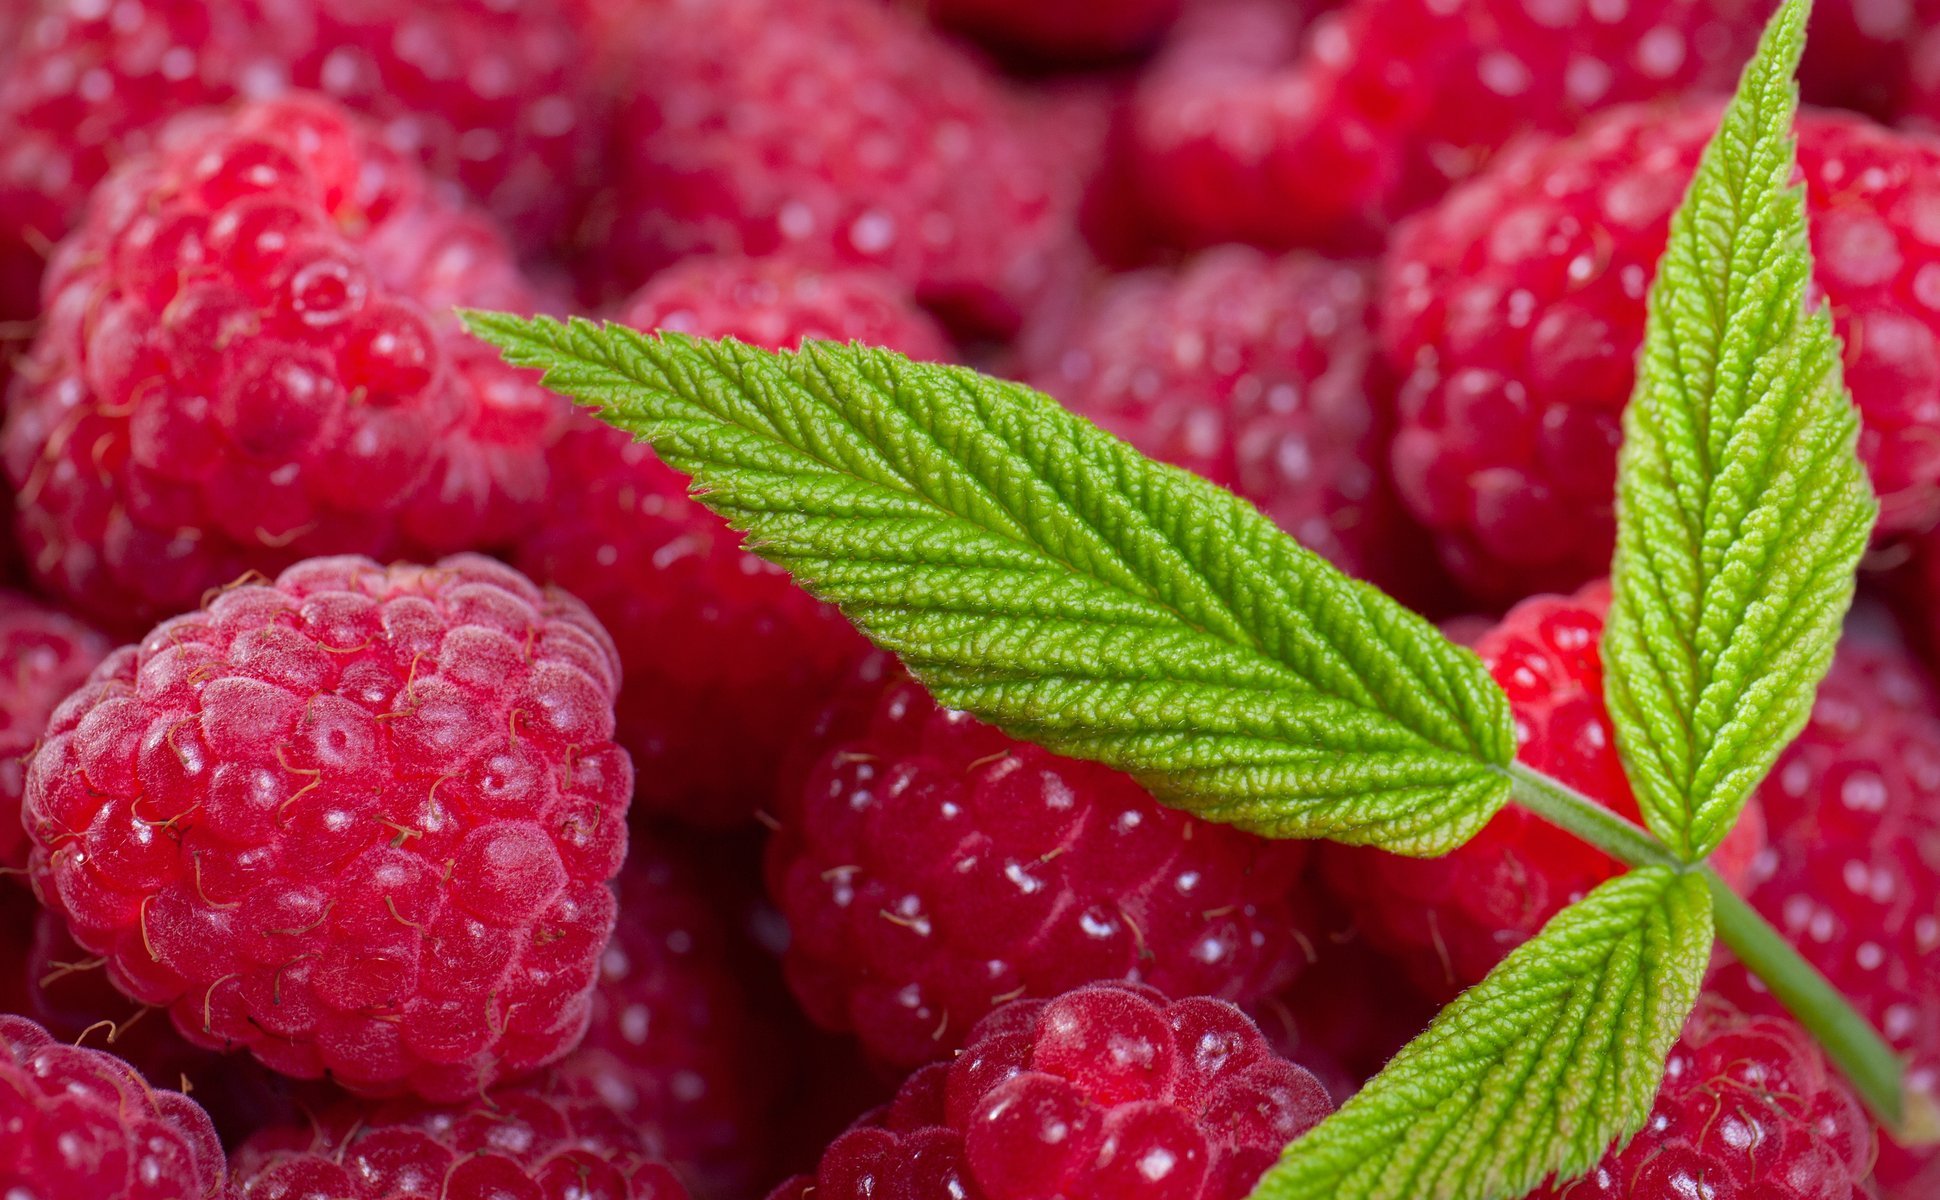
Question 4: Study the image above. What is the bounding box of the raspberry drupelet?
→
[1,588,111,870]
[21,554,631,1101]
[1528,998,1877,1200]
[230,1084,691,1199]
[2,94,565,634]
[767,981,1333,1200]
[1129,0,1761,253]
[518,257,948,826]
[1015,245,1439,606]
[1384,101,1940,604]
[0,1012,234,1199]
[1710,619,1940,1194]
[1325,583,1764,998]
[767,654,1316,1069]
[0,0,602,316]
[576,0,1081,336]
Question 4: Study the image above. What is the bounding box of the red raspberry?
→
[230,1085,691,1199]
[1384,102,1940,604]
[0,1012,233,1199]
[21,554,631,1101]
[517,258,947,826]
[1325,583,1764,997]
[2,94,564,633]
[576,0,1081,337]
[1129,0,1760,253]
[1,589,111,870]
[1527,998,1876,1200]
[914,0,1180,62]
[611,255,956,364]
[1709,621,1940,1193]
[550,829,793,1198]
[22,902,307,1149]
[767,982,1333,1200]
[0,0,600,316]
[1015,246,1440,605]
[767,654,1316,1069]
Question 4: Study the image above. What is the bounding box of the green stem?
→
[1504,762,1678,870]
[1704,869,1932,1139]
[1506,761,1931,1141]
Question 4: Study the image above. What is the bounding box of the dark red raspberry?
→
[1325,583,1764,998]
[1015,245,1440,606]
[1,589,111,870]
[914,0,1180,62]
[550,829,793,1198]
[21,554,631,1101]
[576,0,1082,336]
[2,94,564,633]
[1800,0,1938,119]
[767,654,1316,1069]
[1710,619,1940,1193]
[1129,0,1760,253]
[1384,102,1940,604]
[230,1085,691,1199]
[1249,926,1438,1104]
[0,1012,233,1199]
[767,982,1333,1200]
[1527,997,1876,1200]
[0,0,601,316]
[517,258,947,827]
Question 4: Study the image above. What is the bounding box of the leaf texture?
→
[468,315,1515,854]
[1250,866,1714,1200]
[1605,0,1877,861]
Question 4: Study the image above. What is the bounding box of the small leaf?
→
[1605,0,1876,861]
[468,314,1515,855]
[1250,866,1713,1200]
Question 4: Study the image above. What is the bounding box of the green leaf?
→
[1250,866,1713,1200]
[467,314,1515,855]
[1605,0,1876,862]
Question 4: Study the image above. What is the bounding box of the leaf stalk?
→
[1508,760,1927,1142]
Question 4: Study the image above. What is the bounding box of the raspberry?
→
[21,554,631,1101]
[517,258,947,826]
[1325,583,1764,997]
[1800,0,1938,119]
[1709,620,1940,1193]
[576,0,1081,336]
[230,1084,691,1199]
[0,0,601,316]
[611,255,957,364]
[1249,927,1438,1104]
[767,982,1333,1200]
[23,902,306,1149]
[550,829,793,1198]
[0,1012,233,1199]
[1015,245,1441,606]
[914,0,1180,62]
[767,653,1316,1069]
[1,589,111,870]
[1384,102,1940,604]
[2,94,564,633]
[1129,0,1759,253]
[1527,998,1876,1200]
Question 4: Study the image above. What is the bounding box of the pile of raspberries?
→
[0,1,1934,1197]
